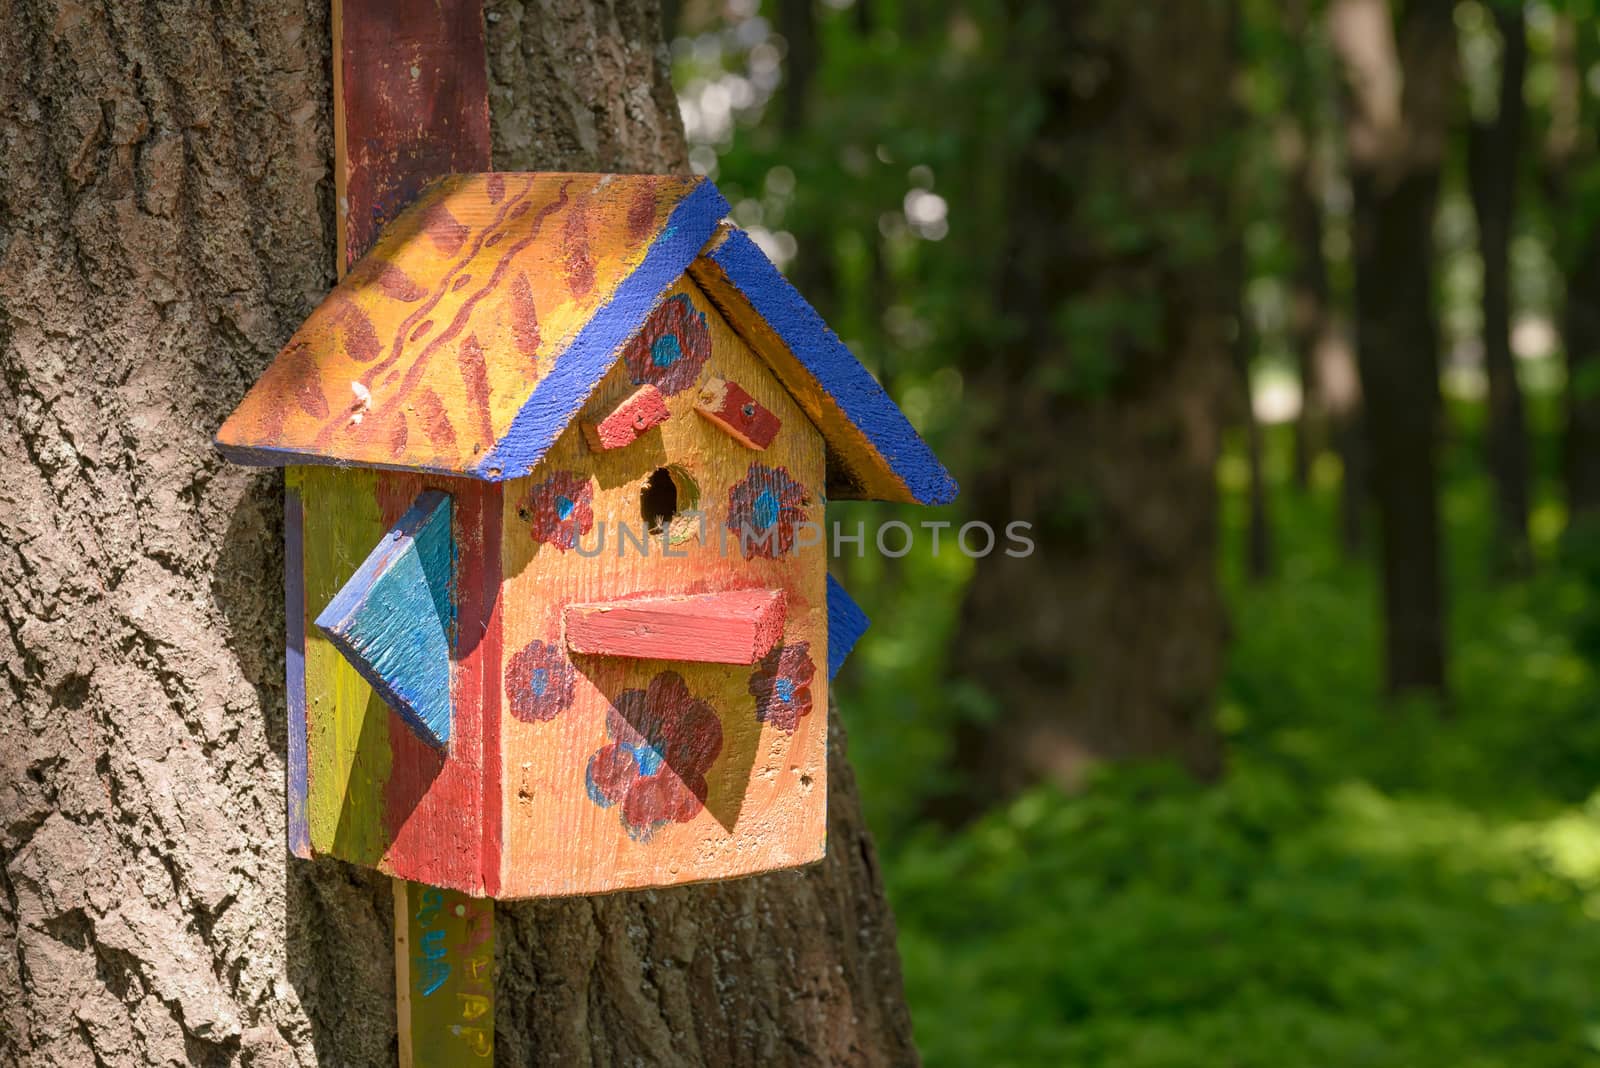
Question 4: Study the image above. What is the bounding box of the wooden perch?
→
[565,589,787,664]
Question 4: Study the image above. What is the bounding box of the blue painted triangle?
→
[826,574,869,680]
[316,490,455,749]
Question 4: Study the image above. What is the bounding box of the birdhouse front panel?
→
[495,277,828,897]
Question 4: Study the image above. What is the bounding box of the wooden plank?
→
[582,384,670,451]
[565,589,786,664]
[688,225,959,505]
[374,474,495,895]
[471,181,728,480]
[316,490,455,749]
[461,483,505,898]
[284,470,311,858]
[301,466,394,867]
[824,574,869,680]
[214,176,726,479]
[329,8,498,1060]
[324,491,453,743]
[334,0,491,271]
[496,276,828,897]
[694,375,782,450]
[394,880,494,1064]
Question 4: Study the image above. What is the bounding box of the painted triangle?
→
[316,490,455,749]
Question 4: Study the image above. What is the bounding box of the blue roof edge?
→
[705,229,958,506]
[472,178,732,480]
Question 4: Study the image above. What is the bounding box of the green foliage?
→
[669,5,1600,1064]
[877,417,1600,1066]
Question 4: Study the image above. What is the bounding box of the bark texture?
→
[1329,0,1456,694]
[0,1,917,1064]
[941,1,1234,810]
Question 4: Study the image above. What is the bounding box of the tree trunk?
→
[1544,14,1600,532]
[1329,0,1455,695]
[1281,0,1333,495]
[1564,232,1600,527]
[939,0,1233,812]
[1467,4,1532,573]
[0,2,917,1064]
[1317,319,1369,557]
[1235,264,1275,583]
[1279,5,1368,556]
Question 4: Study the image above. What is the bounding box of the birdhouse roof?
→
[215,172,955,504]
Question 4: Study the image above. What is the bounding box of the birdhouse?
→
[216,173,955,898]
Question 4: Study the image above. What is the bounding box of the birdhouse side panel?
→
[495,277,829,897]
[293,465,499,894]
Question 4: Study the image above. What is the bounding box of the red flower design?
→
[505,639,578,723]
[585,671,723,837]
[748,642,816,732]
[726,463,810,559]
[622,293,710,396]
[520,470,594,550]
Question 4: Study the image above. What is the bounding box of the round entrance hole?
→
[639,465,700,543]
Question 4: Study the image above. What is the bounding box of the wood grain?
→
[581,383,669,450]
[695,375,782,449]
[689,224,959,505]
[214,174,727,477]
[394,880,494,1064]
[565,588,786,664]
[496,276,829,897]
[824,573,869,680]
[315,490,455,749]
[334,0,491,270]
[284,471,311,858]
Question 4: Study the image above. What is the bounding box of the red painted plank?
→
[378,478,489,894]
[582,384,670,451]
[334,0,492,270]
[467,484,503,898]
[565,589,787,664]
[694,375,782,450]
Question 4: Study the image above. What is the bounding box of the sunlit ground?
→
[837,371,1600,1067]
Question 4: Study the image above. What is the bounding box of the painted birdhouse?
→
[216,173,955,898]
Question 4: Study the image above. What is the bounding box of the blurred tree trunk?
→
[778,0,840,327]
[1544,14,1600,532]
[1468,4,1532,573]
[939,1,1234,812]
[1329,0,1456,695]
[1280,2,1369,558]
[1563,236,1600,526]
[1283,0,1331,494]
[1319,320,1369,556]
[1236,287,1276,583]
[1,1,918,1064]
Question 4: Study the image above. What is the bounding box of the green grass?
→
[861,398,1600,1067]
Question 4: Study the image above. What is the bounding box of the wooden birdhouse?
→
[216,173,956,898]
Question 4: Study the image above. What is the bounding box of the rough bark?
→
[940,1,1233,811]
[1467,4,1531,573]
[1329,0,1455,695]
[0,1,917,1065]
